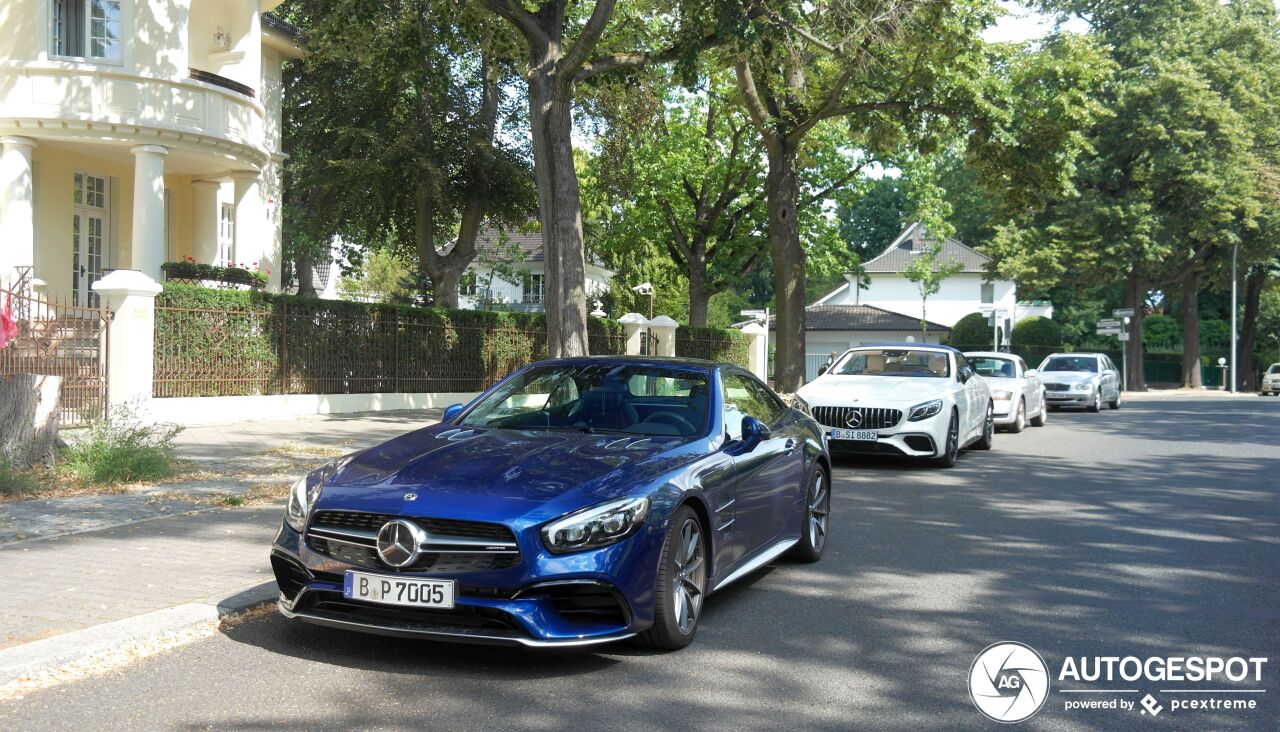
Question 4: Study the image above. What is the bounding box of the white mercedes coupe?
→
[963,351,1047,432]
[796,344,994,468]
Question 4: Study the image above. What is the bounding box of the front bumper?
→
[270,513,660,647]
[822,411,946,458]
[1261,380,1280,393]
[1045,391,1094,406]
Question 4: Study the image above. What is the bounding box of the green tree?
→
[280,0,535,308]
[338,248,413,303]
[903,245,965,337]
[731,2,1107,390]
[836,176,907,260]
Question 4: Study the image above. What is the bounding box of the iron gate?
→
[1,268,111,427]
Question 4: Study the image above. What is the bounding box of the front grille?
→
[311,510,513,541]
[306,510,520,574]
[812,406,902,430]
[1044,383,1069,392]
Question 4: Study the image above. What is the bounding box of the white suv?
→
[1262,363,1280,396]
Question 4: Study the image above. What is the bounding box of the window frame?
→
[50,0,124,64]
[720,368,787,432]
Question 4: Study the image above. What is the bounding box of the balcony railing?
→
[188,68,256,98]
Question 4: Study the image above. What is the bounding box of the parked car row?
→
[795,345,1122,468]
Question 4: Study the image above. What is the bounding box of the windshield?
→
[1270,364,1280,374]
[459,363,711,437]
[970,357,1017,379]
[831,349,950,378]
[1041,356,1099,373]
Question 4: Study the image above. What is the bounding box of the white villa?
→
[0,0,303,303]
[455,227,614,313]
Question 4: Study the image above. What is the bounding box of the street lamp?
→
[1230,242,1239,393]
[589,299,606,318]
[631,282,654,320]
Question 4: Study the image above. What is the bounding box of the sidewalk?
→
[0,409,439,680]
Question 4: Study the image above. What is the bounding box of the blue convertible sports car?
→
[271,356,831,650]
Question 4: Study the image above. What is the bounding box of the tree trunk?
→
[526,62,588,357]
[1238,267,1264,391]
[688,264,710,328]
[1124,267,1147,391]
[1180,268,1202,389]
[0,374,62,468]
[295,253,317,298]
[766,140,805,391]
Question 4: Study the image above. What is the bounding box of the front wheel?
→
[931,410,960,468]
[1008,399,1026,433]
[973,401,995,450]
[1109,392,1121,409]
[636,506,707,651]
[1087,389,1102,413]
[788,464,830,562]
[1030,395,1047,427]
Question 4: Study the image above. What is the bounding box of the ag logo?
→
[969,641,1050,723]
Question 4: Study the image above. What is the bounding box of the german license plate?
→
[343,571,455,608]
[830,428,878,441]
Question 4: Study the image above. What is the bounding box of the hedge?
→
[1010,316,1063,347]
[947,312,995,349]
[153,284,639,397]
[675,325,749,365]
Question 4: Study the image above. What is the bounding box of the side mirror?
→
[442,403,465,422]
[817,365,828,376]
[1025,369,1037,378]
[741,415,771,447]
[958,367,972,383]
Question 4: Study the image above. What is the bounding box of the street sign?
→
[1118,333,1130,341]
[1097,318,1121,328]
[1113,308,1135,317]
[1096,326,1122,336]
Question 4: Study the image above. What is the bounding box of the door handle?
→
[79,265,86,276]
[784,438,797,454]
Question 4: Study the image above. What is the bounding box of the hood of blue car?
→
[313,425,694,525]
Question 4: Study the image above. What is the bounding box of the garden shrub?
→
[948,312,995,349]
[1011,316,1063,347]
[60,401,183,485]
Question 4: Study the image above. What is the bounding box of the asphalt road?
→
[3,393,1278,731]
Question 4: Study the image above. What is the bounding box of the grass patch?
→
[58,402,183,486]
[0,460,40,499]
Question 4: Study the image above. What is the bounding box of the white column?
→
[742,323,768,380]
[649,316,679,357]
[130,144,168,279]
[191,180,221,264]
[92,270,162,407]
[0,136,37,288]
[620,313,648,355]
[231,170,265,279]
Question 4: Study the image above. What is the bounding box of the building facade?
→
[455,227,613,313]
[0,0,302,303]
[814,222,1051,332]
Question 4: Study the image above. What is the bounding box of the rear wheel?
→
[931,410,960,468]
[788,464,830,562]
[1008,399,1026,433]
[636,506,707,651]
[1109,392,1121,409]
[973,401,995,450]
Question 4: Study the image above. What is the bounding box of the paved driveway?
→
[2,394,1277,730]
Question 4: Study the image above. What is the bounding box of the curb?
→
[0,581,278,688]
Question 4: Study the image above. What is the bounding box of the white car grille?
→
[812,406,902,430]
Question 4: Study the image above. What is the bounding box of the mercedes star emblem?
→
[845,410,864,428]
[376,519,425,568]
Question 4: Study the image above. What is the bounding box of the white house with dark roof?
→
[456,226,614,312]
[813,222,1051,331]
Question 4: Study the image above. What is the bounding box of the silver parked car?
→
[964,352,1047,432]
[1038,353,1122,412]
[1261,363,1280,396]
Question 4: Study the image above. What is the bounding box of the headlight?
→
[907,399,944,421]
[542,496,650,554]
[1072,381,1096,392]
[991,389,1013,400]
[284,475,321,532]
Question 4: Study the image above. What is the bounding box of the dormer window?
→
[52,0,122,62]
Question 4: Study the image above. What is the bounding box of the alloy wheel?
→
[947,413,959,460]
[807,471,829,553]
[985,404,994,440]
[672,517,706,635]
[1015,400,1026,430]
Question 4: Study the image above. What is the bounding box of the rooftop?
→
[862,222,991,274]
[745,304,950,333]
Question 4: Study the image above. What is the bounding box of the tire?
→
[973,401,995,450]
[1007,399,1026,433]
[931,410,960,468]
[1087,389,1102,413]
[1030,397,1047,427]
[1109,392,1121,410]
[788,463,830,563]
[636,505,707,651]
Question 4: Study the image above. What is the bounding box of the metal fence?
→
[154,302,632,398]
[1,275,111,426]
